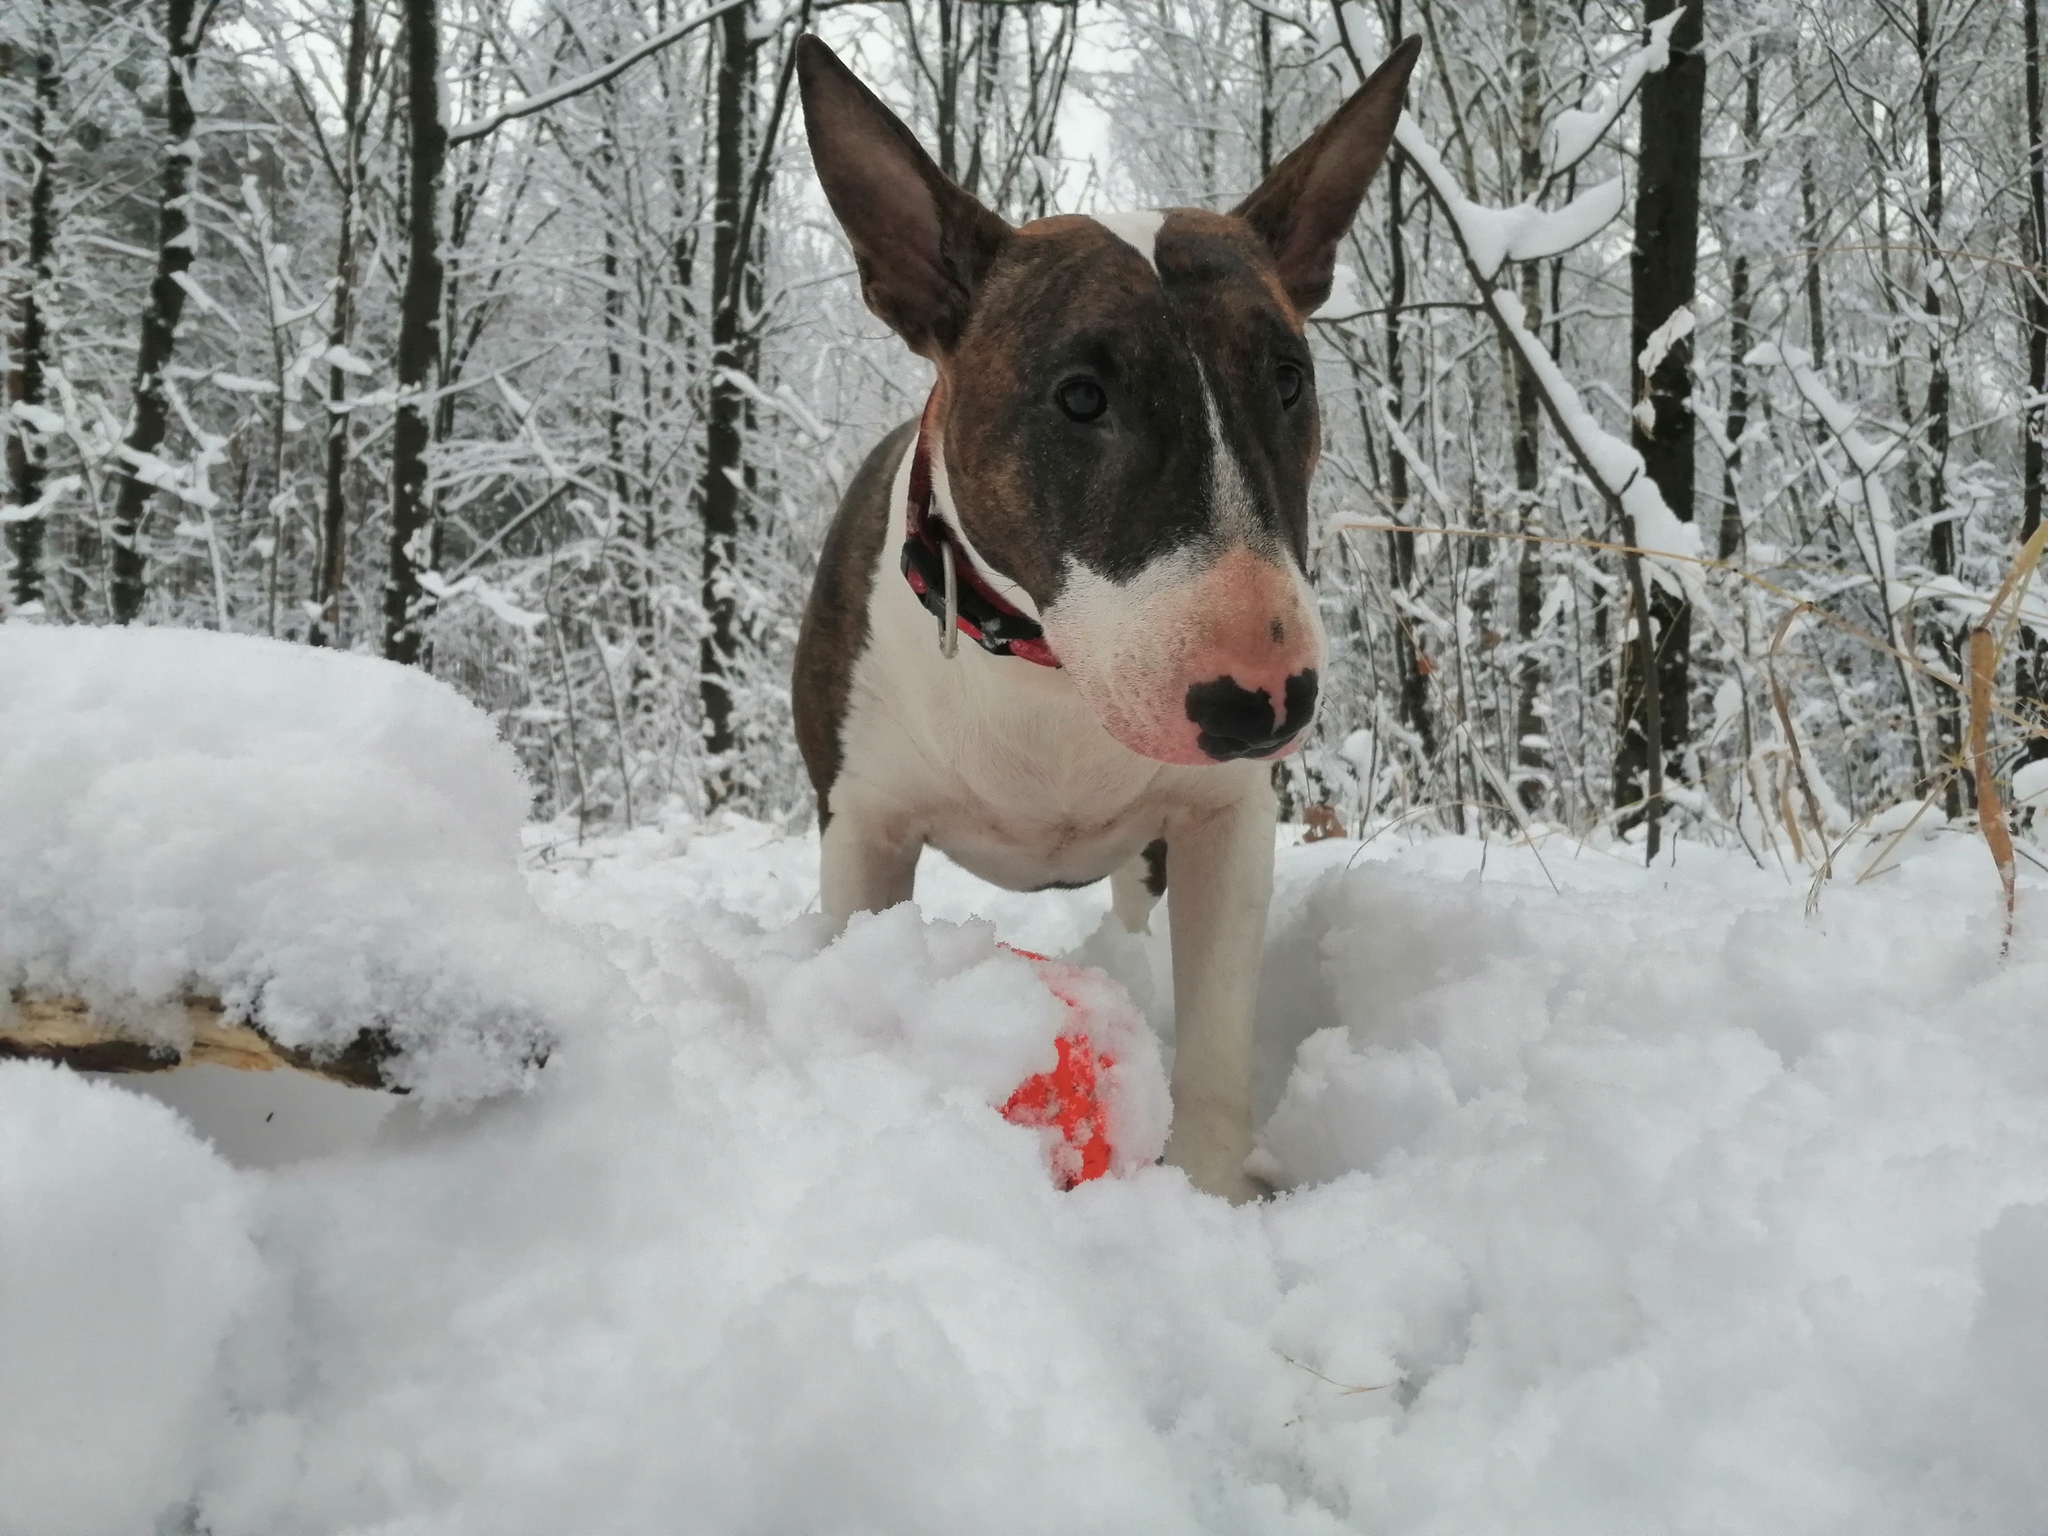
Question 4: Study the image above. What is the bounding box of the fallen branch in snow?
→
[1,992,401,1089]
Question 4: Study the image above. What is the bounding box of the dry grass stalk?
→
[1958,523,2048,948]
[1301,804,1348,842]
[1765,604,1831,872]
[1980,522,2048,640]
[1967,628,2018,950]
[1854,775,1954,884]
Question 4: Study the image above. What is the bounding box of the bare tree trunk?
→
[383,0,446,665]
[1509,0,1547,812]
[107,0,205,624]
[1916,0,1964,814]
[312,0,370,648]
[959,4,997,198]
[1719,40,1760,561]
[1797,53,1827,374]
[1616,0,1704,848]
[1256,9,1274,178]
[4,4,57,612]
[1871,130,1925,528]
[2023,0,2048,767]
[698,0,754,802]
[936,0,960,180]
[1355,0,1434,773]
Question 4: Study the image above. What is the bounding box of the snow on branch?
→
[1746,343,1905,617]
[1390,88,1703,599]
[1393,119,1626,285]
[1542,10,1685,184]
[1490,288,1703,595]
[448,0,754,145]
[1744,342,1939,780]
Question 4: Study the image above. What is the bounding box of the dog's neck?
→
[899,390,1057,667]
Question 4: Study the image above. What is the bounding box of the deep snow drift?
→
[4,627,2048,1535]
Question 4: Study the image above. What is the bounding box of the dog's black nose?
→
[1184,670,1318,761]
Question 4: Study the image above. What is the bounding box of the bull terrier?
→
[791,33,1420,1200]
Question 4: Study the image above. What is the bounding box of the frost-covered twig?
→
[1389,111,1702,602]
[448,0,754,145]
[1541,11,1684,188]
[1748,342,1935,783]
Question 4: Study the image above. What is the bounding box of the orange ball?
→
[997,946,1115,1189]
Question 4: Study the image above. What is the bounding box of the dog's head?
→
[797,35,1418,766]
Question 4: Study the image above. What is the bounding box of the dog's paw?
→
[1162,1134,1273,1204]
[1210,1167,1276,1205]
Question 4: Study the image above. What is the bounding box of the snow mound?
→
[8,761,2048,1529]
[772,907,1170,1176]
[0,626,621,1098]
[182,878,1188,1536]
[0,1065,261,1536]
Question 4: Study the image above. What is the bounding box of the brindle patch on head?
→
[1152,208,1322,565]
[935,206,1322,605]
[941,216,1198,598]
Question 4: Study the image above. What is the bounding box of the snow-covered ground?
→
[6,628,2048,1535]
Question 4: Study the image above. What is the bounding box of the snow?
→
[0,626,617,1099]
[0,1066,262,1536]
[323,344,377,376]
[0,471,80,525]
[9,400,67,435]
[6,626,2048,1532]
[1633,305,1696,436]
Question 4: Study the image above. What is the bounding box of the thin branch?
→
[448,0,752,145]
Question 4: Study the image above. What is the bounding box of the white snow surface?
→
[0,1067,262,1536]
[0,625,618,1098]
[5,628,2048,1532]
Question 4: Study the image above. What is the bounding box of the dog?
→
[791,33,1420,1201]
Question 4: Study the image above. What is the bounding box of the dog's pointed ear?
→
[797,35,1011,355]
[1233,36,1422,315]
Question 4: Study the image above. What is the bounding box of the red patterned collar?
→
[899,391,1060,668]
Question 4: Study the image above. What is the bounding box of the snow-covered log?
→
[0,626,623,1102]
[0,992,398,1087]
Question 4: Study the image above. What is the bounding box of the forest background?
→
[5,0,2046,864]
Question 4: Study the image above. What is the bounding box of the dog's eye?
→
[1277,363,1305,408]
[1057,377,1107,423]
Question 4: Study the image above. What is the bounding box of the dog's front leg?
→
[819,803,921,932]
[1161,777,1277,1202]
